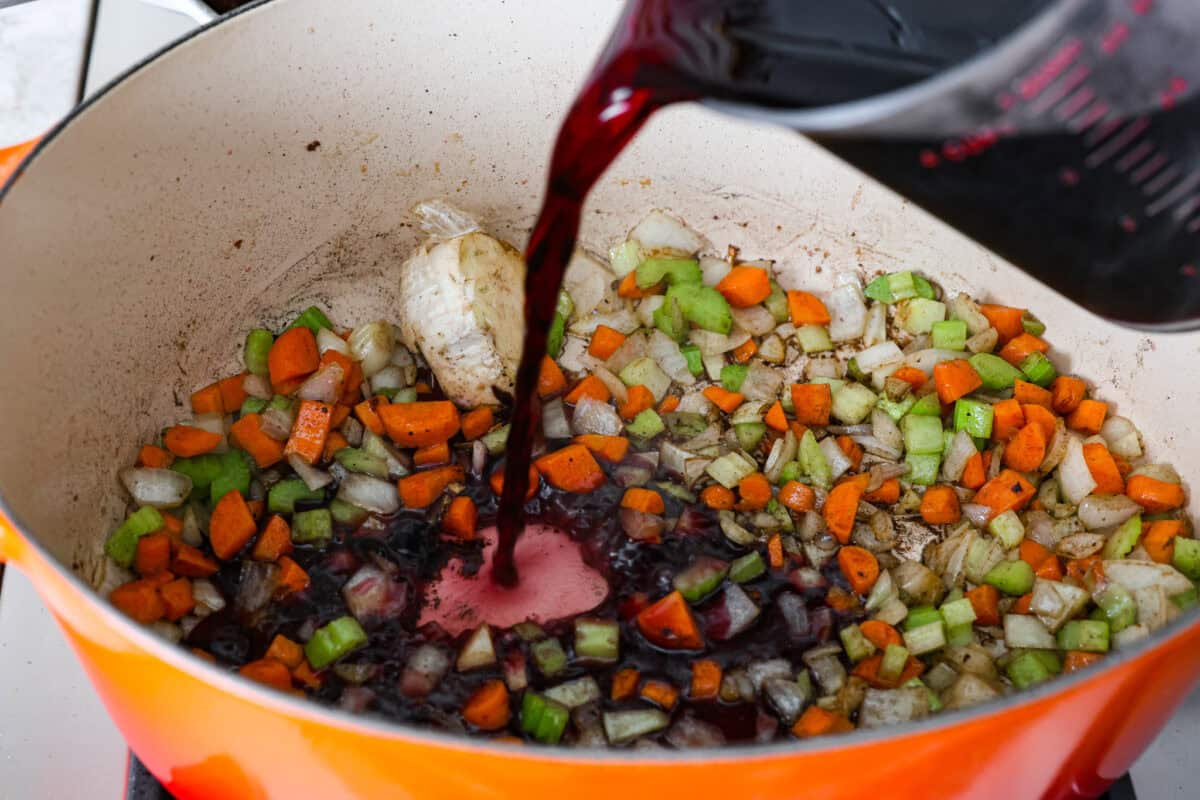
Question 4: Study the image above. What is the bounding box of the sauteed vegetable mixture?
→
[103,210,1198,747]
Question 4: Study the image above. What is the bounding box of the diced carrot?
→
[639,679,680,710]
[1013,593,1034,614]
[171,544,219,578]
[318,350,358,401]
[1051,376,1087,414]
[1014,380,1053,409]
[979,304,1026,343]
[731,337,758,364]
[763,400,789,432]
[863,478,901,505]
[354,396,388,436]
[851,652,925,690]
[966,584,1001,626]
[1063,651,1104,673]
[160,512,183,541]
[400,465,466,508]
[658,395,680,413]
[611,668,640,701]
[1067,399,1107,435]
[826,586,859,613]
[564,375,612,405]
[134,534,172,577]
[715,265,772,307]
[230,413,286,468]
[767,533,785,568]
[265,634,305,669]
[443,496,478,541]
[824,473,870,544]
[190,382,224,415]
[574,434,630,463]
[329,404,352,430]
[413,381,433,396]
[837,545,880,594]
[323,430,349,463]
[891,366,928,390]
[789,420,809,442]
[239,658,294,692]
[787,291,831,325]
[920,485,962,524]
[461,407,494,441]
[836,435,864,471]
[700,485,735,510]
[110,579,166,624]
[735,472,772,512]
[933,359,983,404]
[702,385,745,413]
[538,355,568,398]
[991,399,1025,442]
[1142,520,1183,564]
[534,444,606,493]
[1003,423,1047,473]
[462,679,511,731]
[792,706,855,738]
[618,384,654,420]
[973,469,1036,518]
[1082,442,1124,494]
[251,515,293,561]
[860,620,903,650]
[191,648,217,664]
[1019,403,1057,442]
[209,490,258,560]
[136,444,174,469]
[292,661,322,690]
[247,500,266,522]
[217,374,249,415]
[379,400,460,448]
[791,383,832,426]
[1019,539,1053,569]
[998,333,1048,367]
[276,556,310,596]
[268,327,320,391]
[779,480,816,512]
[690,660,722,700]
[159,577,195,621]
[1125,475,1185,513]
[636,591,704,650]
[960,452,987,490]
[489,465,540,501]
[284,400,334,465]
[621,487,665,515]
[1036,555,1063,581]
[1065,555,1105,585]
[618,271,657,299]
[588,325,628,360]
[163,425,223,457]
[414,441,451,467]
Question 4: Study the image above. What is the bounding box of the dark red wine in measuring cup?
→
[495,0,1200,583]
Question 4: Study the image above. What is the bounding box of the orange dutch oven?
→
[1,1,1199,798]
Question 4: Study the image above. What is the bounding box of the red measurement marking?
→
[1018,39,1082,100]
[942,141,967,161]
[1031,64,1091,115]
[1132,153,1168,184]
[1100,22,1129,54]
[1161,77,1189,110]
[1059,167,1081,186]
[919,149,941,168]
[1181,264,1198,277]
[1131,0,1154,14]
[1119,215,1138,232]
[1055,86,1095,121]
[995,92,1016,110]
[1085,114,1126,147]
[1070,100,1110,133]
[1116,141,1155,173]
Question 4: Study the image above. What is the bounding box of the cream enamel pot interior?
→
[1,1,1199,798]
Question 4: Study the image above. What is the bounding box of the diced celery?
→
[522,692,570,744]
[268,478,324,514]
[662,412,708,438]
[721,364,749,392]
[383,387,417,403]
[876,395,916,421]
[839,624,876,663]
[330,498,369,527]
[530,638,568,677]
[546,314,567,358]
[305,616,368,669]
[953,399,994,439]
[1102,515,1142,559]
[764,279,790,323]
[831,383,878,425]
[799,430,832,490]
[931,320,967,351]
[809,376,845,393]
[1172,537,1200,579]
[912,275,937,299]
[243,329,274,377]
[897,298,947,335]
[1021,312,1046,336]
[636,257,702,288]
[706,452,757,489]
[904,605,942,631]
[627,409,666,439]
[908,392,942,417]
[672,284,733,334]
[618,357,672,401]
[846,357,867,383]
[945,622,974,647]
[1093,584,1137,634]
[210,450,252,504]
[680,343,704,376]
[240,396,268,415]
[777,461,801,484]
[902,414,943,455]
[268,394,293,411]
[796,324,833,353]
[903,621,947,655]
[864,274,898,304]
[1171,587,1199,610]
[865,271,933,304]
[880,644,909,681]
[1006,651,1055,688]
[734,422,767,451]
[335,447,389,479]
[171,453,224,495]
[1019,353,1057,387]
[673,557,729,602]
[968,353,1023,390]
[513,622,546,642]
[988,510,1025,549]
[653,292,687,342]
[609,240,641,277]
[288,305,334,333]
[729,552,766,583]
[574,618,619,663]
[603,709,670,744]
[984,560,1034,596]
[293,508,333,544]
[905,453,941,486]
[481,423,510,456]
[1057,620,1109,653]
[940,598,977,629]
[104,507,166,567]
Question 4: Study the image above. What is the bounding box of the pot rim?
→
[1,0,1198,765]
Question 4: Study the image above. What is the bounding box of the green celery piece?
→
[662,412,708,438]
[911,274,937,299]
[1019,352,1057,387]
[574,618,620,662]
[670,284,732,334]
[840,624,876,663]
[1006,651,1055,689]
[673,557,729,602]
[729,551,766,583]
[334,447,390,479]
[799,429,831,490]
[879,644,909,681]
[305,616,368,669]
[210,450,252,504]
[1171,587,1199,610]
[931,319,967,351]
[1057,620,1109,653]
[846,357,867,383]
[1021,312,1046,337]
[293,508,333,544]
[1102,515,1142,559]
[905,453,941,486]
[904,605,942,631]
[104,507,166,567]
[734,422,767,451]
[636,257,702,288]
[626,409,665,439]
[903,621,947,655]
[521,692,569,744]
[330,498,369,527]
[546,313,567,358]
[907,392,942,417]
[389,387,418,404]
[864,274,896,304]
[945,622,974,647]
[1173,537,1200,580]
[876,395,916,421]
[654,292,688,342]
[968,353,1024,391]
[796,324,833,353]
[777,461,801,484]
[530,638,568,677]
[764,280,790,323]
[171,453,224,495]
[902,414,944,454]
[954,399,994,439]
[243,329,274,377]
[898,298,947,334]
[940,598,977,628]
[983,559,1034,595]
[1094,584,1137,633]
[721,364,749,392]
[268,478,324,514]
[831,383,878,425]
[288,305,334,333]
[680,343,704,376]
[988,510,1025,549]
[481,424,510,455]
[240,396,269,415]
[1028,649,1063,675]
[268,394,293,411]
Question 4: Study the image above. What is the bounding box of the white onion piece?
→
[649,330,696,385]
[542,398,572,439]
[740,363,784,402]
[604,331,648,373]
[413,198,482,240]
[903,349,964,375]
[571,396,623,436]
[764,430,798,483]
[731,304,776,336]
[1057,436,1097,504]
[298,362,345,403]
[689,327,751,355]
[827,284,867,342]
[338,474,400,514]
[941,431,977,482]
[855,341,904,372]
[288,453,333,491]
[758,334,786,364]
[316,326,351,356]
[961,503,991,528]
[242,373,273,400]
[1077,494,1140,530]
[192,578,225,614]
[1039,418,1068,473]
[871,408,904,452]
[658,441,694,479]
[349,320,395,377]
[862,303,888,347]
[805,358,843,379]
[631,209,705,255]
[1100,416,1143,459]
[677,390,713,415]
[1129,463,1181,484]
[570,308,640,337]
[119,468,192,509]
[819,436,853,480]
[260,407,294,440]
[369,365,408,394]
[702,352,727,381]
[591,366,629,405]
[699,256,731,286]
[850,435,903,461]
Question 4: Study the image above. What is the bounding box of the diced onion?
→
[317,326,351,356]
[827,284,867,342]
[1100,416,1143,459]
[604,331,648,373]
[689,328,751,355]
[369,365,408,394]
[119,468,192,509]
[630,209,705,255]
[870,408,903,452]
[542,398,572,439]
[349,321,394,377]
[1129,463,1180,484]
[862,303,887,347]
[592,365,629,404]
[338,474,400,514]
[941,430,977,482]
[571,396,623,436]
[1077,494,1140,530]
[1057,436,1097,504]
[700,257,731,286]
[819,436,852,480]
[299,362,345,403]
[648,330,696,385]
[242,373,272,400]
[636,296,665,329]
[902,348,963,374]
[288,453,333,491]
[961,503,991,528]
[731,305,776,336]
[260,407,294,440]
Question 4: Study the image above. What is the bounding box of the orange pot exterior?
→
[4,512,1199,800]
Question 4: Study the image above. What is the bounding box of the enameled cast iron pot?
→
[1,1,1199,797]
